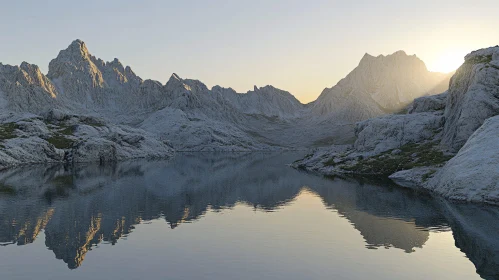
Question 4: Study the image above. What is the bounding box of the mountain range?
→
[0,39,451,168]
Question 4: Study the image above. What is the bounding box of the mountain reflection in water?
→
[0,152,498,279]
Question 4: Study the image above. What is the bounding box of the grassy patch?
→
[324,152,349,166]
[453,54,493,86]
[324,158,337,166]
[0,184,16,195]
[0,123,18,140]
[422,169,437,182]
[58,125,75,135]
[47,135,75,149]
[465,54,493,65]
[340,142,452,175]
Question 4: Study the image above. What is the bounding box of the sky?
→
[1,0,498,103]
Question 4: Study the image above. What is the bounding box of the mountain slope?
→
[310,51,451,122]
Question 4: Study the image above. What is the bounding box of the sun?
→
[428,51,466,73]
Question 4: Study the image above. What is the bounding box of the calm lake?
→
[0,152,497,280]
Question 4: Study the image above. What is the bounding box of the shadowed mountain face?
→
[0,153,497,279]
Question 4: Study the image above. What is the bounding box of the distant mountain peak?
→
[362,52,375,59]
[392,50,407,56]
[312,49,451,119]
[66,39,90,58]
[171,73,182,81]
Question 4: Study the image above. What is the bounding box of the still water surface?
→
[0,153,498,279]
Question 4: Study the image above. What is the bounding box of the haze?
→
[1,0,498,103]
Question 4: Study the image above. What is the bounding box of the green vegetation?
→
[58,125,75,135]
[324,152,350,166]
[454,54,494,86]
[336,142,452,175]
[0,123,18,140]
[422,169,437,182]
[465,55,493,65]
[0,184,16,195]
[46,123,77,149]
[394,108,409,115]
[47,134,75,149]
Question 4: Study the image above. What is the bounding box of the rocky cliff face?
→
[427,115,499,203]
[47,40,143,114]
[441,46,499,152]
[0,62,58,113]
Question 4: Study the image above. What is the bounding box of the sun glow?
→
[428,51,467,73]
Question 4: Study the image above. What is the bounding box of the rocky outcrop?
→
[427,115,499,204]
[293,91,449,175]
[408,92,447,113]
[0,112,173,169]
[0,62,58,113]
[354,111,444,155]
[441,46,499,152]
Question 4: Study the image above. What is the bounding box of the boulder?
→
[354,112,444,155]
[408,92,448,113]
[428,115,499,204]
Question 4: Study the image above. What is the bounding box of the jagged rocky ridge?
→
[0,40,449,168]
[293,46,499,205]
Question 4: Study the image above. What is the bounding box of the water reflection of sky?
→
[0,152,496,280]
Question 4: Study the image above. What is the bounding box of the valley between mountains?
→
[2,39,499,205]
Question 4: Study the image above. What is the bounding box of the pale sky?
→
[1,0,498,103]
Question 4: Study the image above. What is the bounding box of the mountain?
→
[0,62,58,113]
[310,51,452,122]
[294,45,499,206]
[214,85,305,118]
[0,40,453,167]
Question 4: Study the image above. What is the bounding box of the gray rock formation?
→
[428,115,499,204]
[441,46,499,152]
[0,62,58,113]
[408,92,447,113]
[354,110,444,155]
[0,111,173,170]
